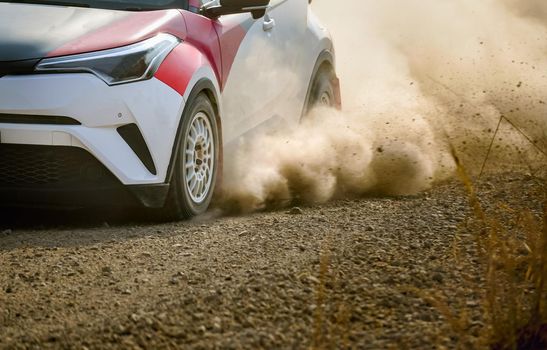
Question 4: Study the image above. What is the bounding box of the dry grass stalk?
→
[310,232,353,350]
[449,145,547,349]
[311,236,332,350]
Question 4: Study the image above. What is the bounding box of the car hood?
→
[0,3,186,62]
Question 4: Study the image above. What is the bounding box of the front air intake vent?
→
[117,123,157,175]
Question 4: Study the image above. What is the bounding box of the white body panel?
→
[220,0,327,142]
[0,74,184,185]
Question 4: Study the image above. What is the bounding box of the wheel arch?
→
[165,78,223,186]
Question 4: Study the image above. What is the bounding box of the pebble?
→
[306,276,320,284]
[101,266,113,276]
[432,272,444,283]
[1,229,12,235]
[289,207,303,215]
[212,316,222,332]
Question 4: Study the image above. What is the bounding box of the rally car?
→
[0,0,340,219]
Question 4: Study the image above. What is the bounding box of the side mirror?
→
[202,0,270,19]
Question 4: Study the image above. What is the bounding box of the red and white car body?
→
[0,0,339,217]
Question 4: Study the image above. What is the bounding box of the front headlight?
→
[35,33,179,85]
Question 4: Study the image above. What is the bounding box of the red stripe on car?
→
[214,21,248,89]
[154,42,206,96]
[182,11,249,90]
[180,11,223,87]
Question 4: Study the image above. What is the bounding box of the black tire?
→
[307,67,337,112]
[159,93,219,221]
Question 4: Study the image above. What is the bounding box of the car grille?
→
[0,144,119,188]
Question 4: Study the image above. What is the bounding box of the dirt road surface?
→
[0,173,544,349]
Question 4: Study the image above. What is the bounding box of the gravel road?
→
[0,172,545,349]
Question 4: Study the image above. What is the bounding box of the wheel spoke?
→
[188,134,196,146]
[187,168,195,179]
[190,125,198,139]
[200,179,206,195]
[196,119,203,136]
[193,179,202,197]
[189,176,198,192]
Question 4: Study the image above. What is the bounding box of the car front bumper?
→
[0,73,185,208]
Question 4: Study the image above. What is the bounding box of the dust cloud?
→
[217,0,547,213]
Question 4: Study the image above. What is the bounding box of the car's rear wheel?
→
[160,93,219,220]
[307,66,337,111]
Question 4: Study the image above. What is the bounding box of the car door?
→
[216,0,308,144]
[263,0,309,126]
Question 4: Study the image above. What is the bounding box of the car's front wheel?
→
[161,93,219,220]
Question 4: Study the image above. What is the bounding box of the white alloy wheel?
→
[183,111,215,204]
[319,91,332,106]
[155,92,219,221]
[305,66,337,118]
